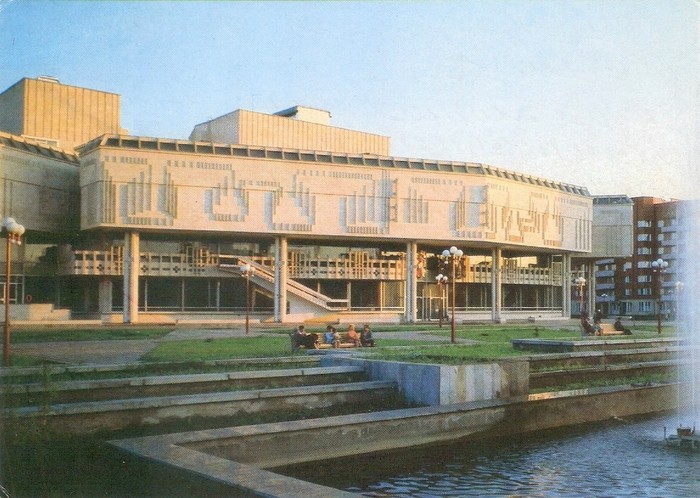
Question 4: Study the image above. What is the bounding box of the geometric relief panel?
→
[266,174,315,232]
[340,170,395,235]
[205,170,249,222]
[117,165,176,226]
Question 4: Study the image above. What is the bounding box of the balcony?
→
[289,255,405,281]
[595,283,616,290]
[595,270,616,278]
[57,247,565,286]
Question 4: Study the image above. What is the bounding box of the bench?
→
[290,332,358,352]
[580,322,627,337]
[597,323,624,336]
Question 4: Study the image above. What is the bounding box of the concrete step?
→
[526,346,691,372]
[3,380,398,435]
[530,359,686,389]
[0,355,321,380]
[2,365,368,406]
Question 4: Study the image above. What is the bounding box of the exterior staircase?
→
[219,256,348,312]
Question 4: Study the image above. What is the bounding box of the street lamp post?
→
[3,217,25,367]
[435,273,448,327]
[441,246,464,344]
[574,276,586,316]
[239,263,254,336]
[651,258,668,335]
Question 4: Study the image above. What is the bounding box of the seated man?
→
[360,324,375,347]
[613,317,632,335]
[292,325,319,349]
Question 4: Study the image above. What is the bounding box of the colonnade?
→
[114,231,577,325]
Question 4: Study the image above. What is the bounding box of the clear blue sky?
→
[1,0,697,199]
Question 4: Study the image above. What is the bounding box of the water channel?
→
[282,411,699,497]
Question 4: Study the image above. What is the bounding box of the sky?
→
[0,0,698,200]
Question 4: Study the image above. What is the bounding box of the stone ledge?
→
[109,383,684,495]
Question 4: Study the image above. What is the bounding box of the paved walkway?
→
[13,339,161,365]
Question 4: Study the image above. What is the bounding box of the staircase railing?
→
[219,256,348,311]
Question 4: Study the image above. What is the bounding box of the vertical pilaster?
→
[588,260,596,317]
[98,277,112,320]
[491,247,502,322]
[405,241,417,323]
[562,254,571,317]
[274,236,288,323]
[123,231,139,324]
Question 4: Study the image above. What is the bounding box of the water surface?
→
[283,412,699,497]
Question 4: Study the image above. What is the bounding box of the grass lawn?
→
[141,324,585,363]
[143,335,294,362]
[7,321,678,366]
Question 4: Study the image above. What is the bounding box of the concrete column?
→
[562,254,571,317]
[98,278,112,319]
[123,231,139,324]
[274,236,288,323]
[405,241,417,323]
[588,260,596,317]
[491,247,502,322]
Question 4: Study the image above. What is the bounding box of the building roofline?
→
[2,76,121,98]
[274,105,331,117]
[191,108,389,141]
[0,131,79,165]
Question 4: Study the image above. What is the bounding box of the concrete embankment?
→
[3,377,396,434]
[530,359,687,389]
[2,365,367,405]
[111,382,685,497]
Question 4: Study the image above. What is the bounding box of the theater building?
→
[0,77,592,324]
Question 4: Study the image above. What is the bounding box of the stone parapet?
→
[321,356,529,405]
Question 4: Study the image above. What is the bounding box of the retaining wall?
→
[320,356,529,405]
[111,383,687,497]
[3,381,396,434]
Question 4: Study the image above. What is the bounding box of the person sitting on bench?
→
[614,317,632,335]
[581,312,598,335]
[293,325,319,349]
[346,324,361,347]
[360,323,375,347]
[324,325,341,348]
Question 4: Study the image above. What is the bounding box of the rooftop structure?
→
[0,76,125,150]
[189,107,390,156]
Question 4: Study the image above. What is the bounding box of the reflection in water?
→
[281,413,700,497]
